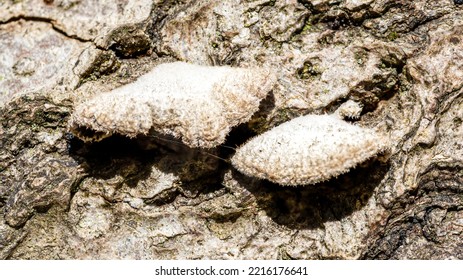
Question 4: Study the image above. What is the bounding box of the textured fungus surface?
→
[69,62,276,148]
[232,115,387,186]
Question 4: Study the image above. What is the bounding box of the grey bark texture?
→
[0,0,462,259]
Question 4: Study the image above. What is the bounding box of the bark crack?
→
[0,15,105,50]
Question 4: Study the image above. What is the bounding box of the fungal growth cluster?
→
[70,61,388,186]
[231,114,387,186]
[69,62,276,148]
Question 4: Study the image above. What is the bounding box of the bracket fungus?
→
[231,114,388,186]
[69,62,276,148]
[334,100,363,119]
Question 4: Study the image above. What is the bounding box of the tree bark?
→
[0,0,461,259]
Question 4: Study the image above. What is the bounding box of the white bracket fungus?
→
[334,100,363,119]
[231,114,388,186]
[69,62,276,148]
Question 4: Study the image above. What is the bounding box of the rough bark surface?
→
[0,0,462,259]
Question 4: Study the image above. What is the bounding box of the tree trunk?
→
[0,0,461,259]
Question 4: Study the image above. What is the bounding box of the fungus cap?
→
[335,100,363,119]
[69,62,276,148]
[231,114,387,186]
